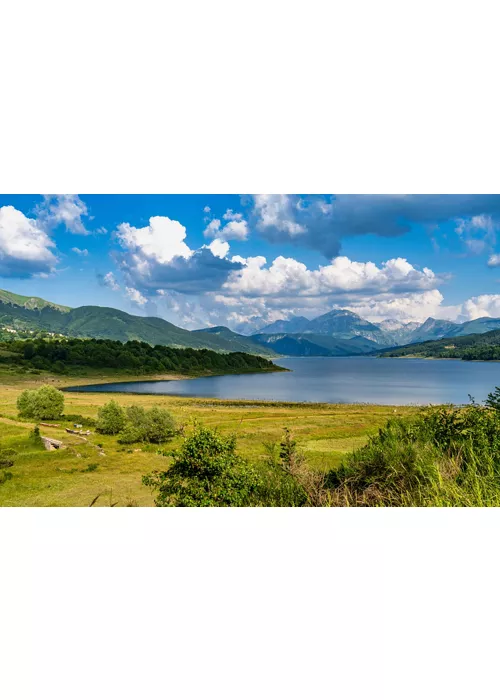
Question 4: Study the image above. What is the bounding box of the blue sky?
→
[2,194,500,332]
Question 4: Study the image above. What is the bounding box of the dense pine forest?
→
[0,337,280,376]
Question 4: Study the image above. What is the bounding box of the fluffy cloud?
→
[171,254,450,330]
[203,209,249,241]
[251,194,500,258]
[460,294,500,320]
[116,215,243,295]
[222,255,442,299]
[206,238,230,259]
[0,205,57,278]
[37,194,89,234]
[117,216,192,264]
[72,247,88,256]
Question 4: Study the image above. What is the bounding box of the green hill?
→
[0,290,274,355]
[381,328,500,361]
[0,289,71,313]
[194,326,278,357]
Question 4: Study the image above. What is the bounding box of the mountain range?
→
[253,309,500,351]
[4,287,500,358]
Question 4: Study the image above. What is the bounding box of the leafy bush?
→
[118,406,176,444]
[96,400,126,435]
[0,448,16,469]
[326,401,500,506]
[143,425,262,506]
[17,385,64,420]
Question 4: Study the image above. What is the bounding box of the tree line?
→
[0,337,278,375]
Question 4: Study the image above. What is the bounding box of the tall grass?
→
[327,403,500,506]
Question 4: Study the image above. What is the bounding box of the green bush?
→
[143,425,262,506]
[29,425,43,446]
[96,400,126,435]
[326,401,500,506]
[17,385,64,420]
[118,406,176,444]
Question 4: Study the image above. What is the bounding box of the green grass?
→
[0,369,417,506]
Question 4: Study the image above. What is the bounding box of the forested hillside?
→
[0,337,281,376]
[381,329,500,361]
[0,298,275,356]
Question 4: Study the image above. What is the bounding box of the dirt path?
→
[0,415,36,429]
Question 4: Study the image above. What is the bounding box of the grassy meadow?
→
[0,367,417,506]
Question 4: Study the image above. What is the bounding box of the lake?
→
[66,356,500,405]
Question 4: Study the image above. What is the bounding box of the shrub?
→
[29,425,43,446]
[0,469,13,485]
[62,414,96,428]
[326,401,500,506]
[118,406,176,444]
[17,385,64,420]
[143,425,261,506]
[82,463,98,473]
[96,400,126,435]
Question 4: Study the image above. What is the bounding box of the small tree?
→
[485,386,500,410]
[17,385,64,420]
[143,425,261,506]
[143,407,176,443]
[96,400,126,435]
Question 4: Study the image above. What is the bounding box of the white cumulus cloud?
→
[0,205,57,278]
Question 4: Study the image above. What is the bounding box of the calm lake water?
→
[66,356,500,405]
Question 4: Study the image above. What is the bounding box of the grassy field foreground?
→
[0,370,417,506]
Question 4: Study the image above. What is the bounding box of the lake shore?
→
[0,368,417,507]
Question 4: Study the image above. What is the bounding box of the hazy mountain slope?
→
[447,317,500,337]
[193,326,278,357]
[251,332,380,357]
[303,309,393,344]
[259,316,311,334]
[407,317,461,343]
[378,319,421,345]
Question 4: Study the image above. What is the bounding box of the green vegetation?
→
[17,385,65,420]
[7,362,500,507]
[144,398,500,507]
[0,369,410,506]
[0,292,275,355]
[144,425,262,506]
[326,400,500,505]
[96,400,176,444]
[0,289,71,312]
[118,406,176,444]
[381,328,500,360]
[96,400,126,435]
[0,336,281,376]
